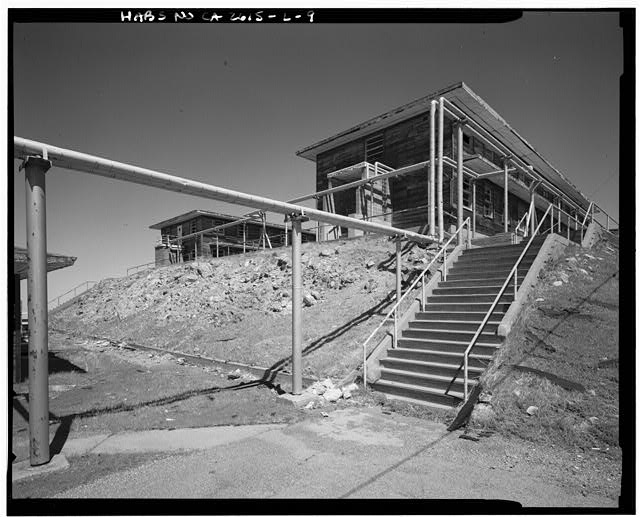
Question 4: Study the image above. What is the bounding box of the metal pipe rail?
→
[14,137,436,247]
[361,218,471,389]
[172,159,423,245]
[126,261,156,276]
[48,280,97,310]
[455,204,553,401]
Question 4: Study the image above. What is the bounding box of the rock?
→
[227,369,242,380]
[478,392,493,404]
[553,281,563,287]
[341,390,352,400]
[321,412,329,417]
[303,294,316,306]
[319,249,332,257]
[278,391,319,408]
[303,401,315,410]
[344,383,358,392]
[365,260,376,269]
[176,357,185,365]
[535,298,545,302]
[309,381,326,396]
[579,268,590,275]
[277,258,288,270]
[310,290,321,300]
[588,416,599,424]
[526,405,539,416]
[321,378,335,389]
[183,274,199,283]
[323,388,342,402]
[559,272,569,283]
[566,257,577,263]
[584,254,596,260]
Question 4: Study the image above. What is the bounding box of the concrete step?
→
[372,379,463,407]
[427,293,515,304]
[415,311,505,322]
[379,368,478,392]
[454,250,542,267]
[432,285,515,296]
[448,257,535,274]
[396,337,500,355]
[387,348,494,368]
[401,328,502,344]
[438,277,517,288]
[445,265,532,281]
[379,357,484,379]
[470,232,515,248]
[408,319,500,333]
[462,238,545,257]
[421,302,512,313]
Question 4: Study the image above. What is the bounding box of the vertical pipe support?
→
[529,192,536,236]
[456,122,464,246]
[437,97,444,243]
[429,100,436,236]
[395,237,402,304]
[13,274,22,384]
[290,214,307,395]
[472,180,477,238]
[23,155,52,467]
[503,157,509,233]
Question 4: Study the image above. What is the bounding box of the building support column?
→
[437,97,444,243]
[290,214,307,395]
[456,122,464,245]
[503,158,510,233]
[429,100,436,236]
[14,274,22,384]
[23,155,51,467]
[471,180,477,239]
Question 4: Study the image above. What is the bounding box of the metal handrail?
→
[126,261,156,276]
[48,280,97,309]
[454,203,553,401]
[362,217,471,389]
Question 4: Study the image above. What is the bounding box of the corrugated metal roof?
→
[296,82,590,210]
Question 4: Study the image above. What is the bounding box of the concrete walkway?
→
[40,407,615,506]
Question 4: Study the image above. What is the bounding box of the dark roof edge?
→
[295,81,465,161]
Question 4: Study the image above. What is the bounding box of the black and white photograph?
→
[8,7,631,512]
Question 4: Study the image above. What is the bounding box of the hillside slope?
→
[51,235,441,380]
[470,232,619,457]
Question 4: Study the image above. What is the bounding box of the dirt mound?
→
[51,235,440,380]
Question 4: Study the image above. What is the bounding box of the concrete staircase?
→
[372,235,546,409]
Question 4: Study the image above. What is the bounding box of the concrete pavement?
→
[37,407,616,506]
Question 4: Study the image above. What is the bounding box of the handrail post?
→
[606,214,610,231]
[443,246,447,281]
[463,354,468,400]
[514,268,518,300]
[421,278,426,310]
[363,346,367,390]
[393,310,398,349]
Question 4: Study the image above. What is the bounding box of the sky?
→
[10,11,624,305]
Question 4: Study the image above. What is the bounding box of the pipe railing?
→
[48,280,97,310]
[451,204,553,402]
[362,218,471,389]
[126,261,156,276]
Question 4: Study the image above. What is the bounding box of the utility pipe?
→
[456,122,464,246]
[504,158,509,232]
[395,238,402,305]
[13,275,21,384]
[438,97,444,242]
[23,156,51,467]
[472,181,477,238]
[14,137,435,246]
[429,100,436,236]
[291,215,304,395]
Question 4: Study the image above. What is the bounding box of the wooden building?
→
[296,82,592,241]
[150,210,316,266]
